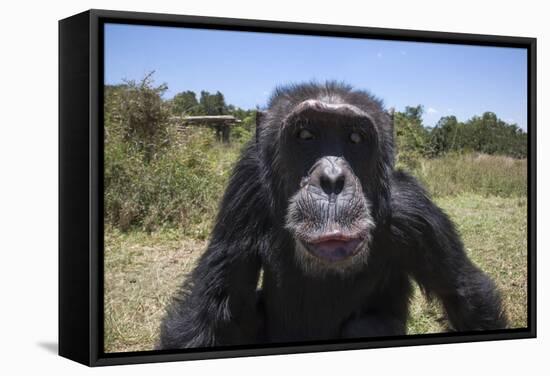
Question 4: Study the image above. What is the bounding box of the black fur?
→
[158,82,507,349]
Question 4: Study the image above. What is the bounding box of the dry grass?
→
[104,193,528,352]
[407,194,528,334]
[412,153,527,197]
[104,229,206,352]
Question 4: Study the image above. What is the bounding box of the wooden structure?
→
[171,115,241,143]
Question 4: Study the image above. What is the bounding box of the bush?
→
[230,114,255,143]
[105,127,243,237]
[394,106,430,170]
[104,75,248,236]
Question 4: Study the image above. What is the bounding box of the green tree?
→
[395,105,429,168]
[171,90,200,115]
[199,90,228,115]
[428,115,460,156]
[426,111,527,158]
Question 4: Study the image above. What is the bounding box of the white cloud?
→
[427,107,438,114]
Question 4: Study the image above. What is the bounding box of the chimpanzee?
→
[158,82,507,349]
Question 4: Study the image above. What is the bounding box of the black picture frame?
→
[59,8,537,367]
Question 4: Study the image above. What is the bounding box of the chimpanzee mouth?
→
[300,234,366,262]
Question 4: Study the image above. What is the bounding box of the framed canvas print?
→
[59,9,536,366]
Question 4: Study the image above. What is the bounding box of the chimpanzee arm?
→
[390,171,507,331]
[158,145,268,349]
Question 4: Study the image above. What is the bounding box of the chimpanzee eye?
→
[297,129,314,140]
[349,132,363,144]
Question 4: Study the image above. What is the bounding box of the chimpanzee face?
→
[278,99,380,274]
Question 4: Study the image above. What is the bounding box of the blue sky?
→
[105,23,528,130]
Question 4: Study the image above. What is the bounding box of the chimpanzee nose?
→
[317,157,347,196]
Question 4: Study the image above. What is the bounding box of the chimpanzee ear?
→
[255,110,266,145]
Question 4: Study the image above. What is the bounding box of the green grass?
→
[104,191,528,352]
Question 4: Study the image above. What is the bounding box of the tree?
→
[199,90,228,115]
[395,105,429,168]
[171,90,200,115]
[428,116,460,156]
[426,111,527,158]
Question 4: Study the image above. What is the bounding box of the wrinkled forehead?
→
[282,99,377,129]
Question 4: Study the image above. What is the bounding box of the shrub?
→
[104,75,249,236]
[104,127,244,237]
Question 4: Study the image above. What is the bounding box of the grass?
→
[104,229,207,352]
[104,192,528,353]
[411,153,527,197]
[406,194,527,334]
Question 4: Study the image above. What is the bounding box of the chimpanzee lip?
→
[308,233,359,243]
[300,233,365,262]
